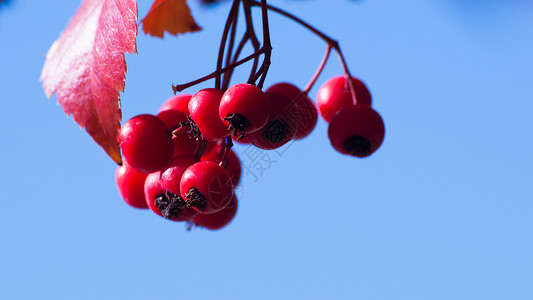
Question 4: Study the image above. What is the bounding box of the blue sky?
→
[1,0,533,299]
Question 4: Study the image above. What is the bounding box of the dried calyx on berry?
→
[223,113,251,138]
[180,161,234,214]
[184,187,207,212]
[154,191,188,219]
[219,83,270,138]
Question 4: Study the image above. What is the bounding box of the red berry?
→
[219,83,270,136]
[156,109,187,129]
[157,110,204,158]
[192,193,238,230]
[115,163,149,209]
[201,146,242,187]
[266,82,318,139]
[159,156,199,196]
[248,91,298,150]
[180,161,234,214]
[119,114,173,173]
[189,88,231,142]
[317,76,372,122]
[158,94,192,115]
[144,171,197,221]
[265,82,303,100]
[328,105,385,158]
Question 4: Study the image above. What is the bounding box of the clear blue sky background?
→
[1,0,533,299]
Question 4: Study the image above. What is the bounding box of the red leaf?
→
[41,0,138,165]
[142,0,201,38]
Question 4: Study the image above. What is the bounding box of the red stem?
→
[195,140,208,160]
[247,0,358,103]
[222,32,251,90]
[216,0,240,90]
[304,45,332,93]
[173,47,267,93]
[256,0,272,89]
[242,1,261,84]
[219,136,234,169]
[222,4,240,91]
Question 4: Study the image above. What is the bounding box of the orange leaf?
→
[41,0,138,165]
[142,0,202,38]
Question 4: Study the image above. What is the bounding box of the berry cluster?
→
[115,76,384,230]
[115,1,386,231]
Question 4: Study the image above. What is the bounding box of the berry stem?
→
[255,0,272,89]
[216,0,240,90]
[178,0,272,93]
[247,0,358,102]
[173,47,268,93]
[304,44,332,94]
[242,0,262,84]
[243,0,273,87]
[195,139,208,160]
[337,46,359,105]
[222,2,240,91]
[233,33,251,64]
[222,32,250,90]
[248,0,329,43]
[219,136,234,169]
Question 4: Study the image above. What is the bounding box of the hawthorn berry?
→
[328,105,385,158]
[144,171,197,221]
[266,82,318,140]
[119,114,174,173]
[159,156,200,196]
[180,161,234,214]
[219,83,270,137]
[317,76,372,122]
[189,88,231,141]
[158,94,192,115]
[115,163,149,209]
[248,91,298,150]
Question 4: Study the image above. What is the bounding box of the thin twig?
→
[216,0,240,90]
[173,48,268,93]
[222,3,240,90]
[255,0,272,89]
[242,0,261,84]
[223,32,251,90]
[248,0,358,102]
[304,45,332,93]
